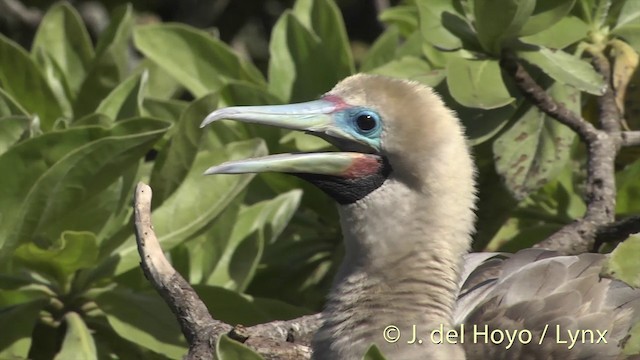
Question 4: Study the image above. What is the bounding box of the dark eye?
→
[356,114,377,132]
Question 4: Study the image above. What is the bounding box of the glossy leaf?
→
[368,57,444,87]
[520,16,589,49]
[601,235,640,287]
[612,1,640,51]
[268,10,351,102]
[0,34,64,131]
[520,0,576,36]
[362,344,388,360]
[54,312,97,360]
[0,116,29,155]
[616,159,640,215]
[474,0,535,54]
[73,5,133,118]
[446,58,514,109]
[134,24,265,97]
[207,191,302,291]
[106,139,266,276]
[0,300,46,359]
[378,5,419,36]
[141,97,188,123]
[517,47,606,95]
[149,93,216,208]
[14,231,99,285]
[191,284,309,326]
[416,0,461,50]
[217,335,263,360]
[293,0,354,74]
[0,88,28,118]
[96,71,148,121]
[360,26,401,72]
[493,84,578,199]
[95,290,187,359]
[31,3,93,98]
[0,118,169,262]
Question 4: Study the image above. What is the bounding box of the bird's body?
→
[201,74,640,359]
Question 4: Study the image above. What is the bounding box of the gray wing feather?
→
[455,249,640,359]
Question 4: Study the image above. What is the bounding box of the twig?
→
[594,215,640,249]
[134,182,228,359]
[133,182,319,359]
[590,51,622,134]
[622,131,640,147]
[500,55,620,254]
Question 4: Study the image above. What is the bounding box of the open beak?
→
[200,99,383,178]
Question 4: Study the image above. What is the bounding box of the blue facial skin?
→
[334,107,383,151]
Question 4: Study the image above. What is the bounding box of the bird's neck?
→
[314,174,475,359]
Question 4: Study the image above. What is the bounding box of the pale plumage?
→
[201,74,640,359]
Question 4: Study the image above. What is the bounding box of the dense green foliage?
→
[0,0,639,358]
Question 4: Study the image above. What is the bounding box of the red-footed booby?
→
[201,74,640,359]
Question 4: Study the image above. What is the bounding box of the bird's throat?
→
[312,179,474,359]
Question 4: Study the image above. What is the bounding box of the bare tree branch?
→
[501,54,620,254]
[622,131,640,147]
[133,182,318,360]
[594,215,640,249]
[590,51,623,134]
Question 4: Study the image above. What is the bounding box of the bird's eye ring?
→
[354,112,379,134]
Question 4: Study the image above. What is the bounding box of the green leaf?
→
[446,57,514,109]
[73,5,133,118]
[493,83,578,199]
[440,12,484,52]
[0,118,169,261]
[474,0,536,54]
[616,159,640,215]
[0,88,28,118]
[520,16,589,49]
[149,93,216,208]
[0,299,47,359]
[360,26,401,72]
[217,335,263,360]
[517,47,606,95]
[96,71,148,121]
[191,284,309,326]
[379,5,419,36]
[362,344,388,360]
[14,231,99,284]
[94,289,187,359]
[416,0,462,50]
[520,0,576,36]
[134,24,265,97]
[141,97,188,123]
[368,57,444,87]
[612,1,640,51]
[601,235,640,287]
[207,191,302,291]
[293,0,354,74]
[54,312,97,360]
[105,139,266,276]
[31,3,93,99]
[0,34,64,131]
[623,320,640,355]
[0,116,29,155]
[615,0,640,29]
[268,10,352,102]
[33,49,73,119]
[0,289,48,308]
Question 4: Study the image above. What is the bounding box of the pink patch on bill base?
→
[342,154,382,178]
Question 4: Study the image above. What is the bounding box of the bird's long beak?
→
[200,99,383,178]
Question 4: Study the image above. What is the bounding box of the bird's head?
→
[201,74,474,205]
